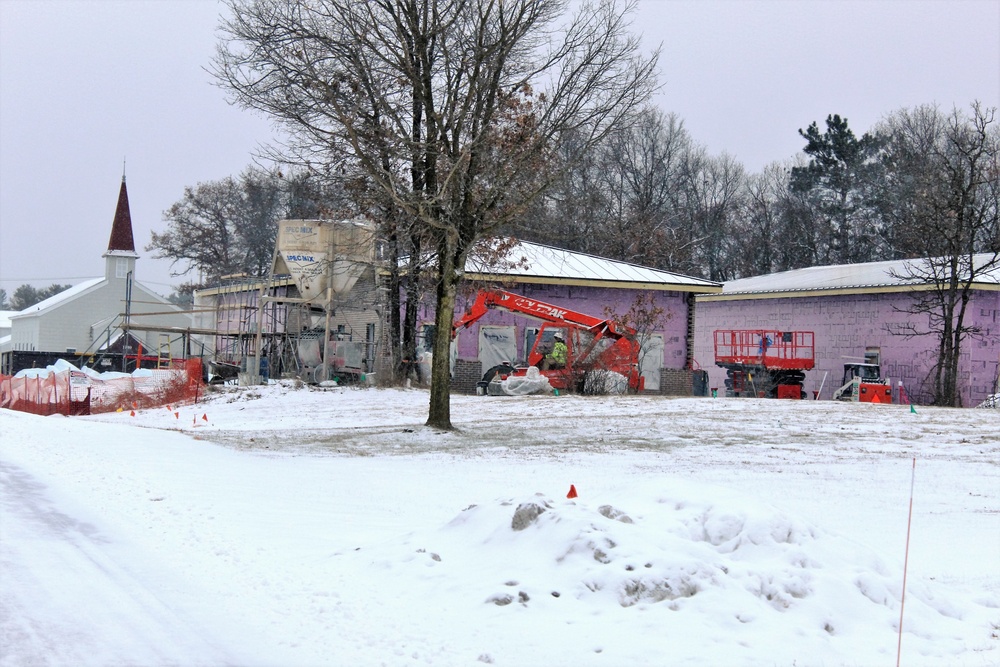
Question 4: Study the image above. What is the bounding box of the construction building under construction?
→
[191,218,389,385]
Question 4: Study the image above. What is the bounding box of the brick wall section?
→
[451,359,483,394]
[657,368,694,396]
[694,290,1000,406]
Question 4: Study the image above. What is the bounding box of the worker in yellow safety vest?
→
[543,334,567,370]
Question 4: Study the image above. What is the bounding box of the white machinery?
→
[832,350,892,403]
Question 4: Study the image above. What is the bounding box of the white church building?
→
[1,176,191,374]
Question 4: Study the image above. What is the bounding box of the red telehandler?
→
[452,289,644,393]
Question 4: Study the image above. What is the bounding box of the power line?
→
[0,276,105,282]
[0,276,181,289]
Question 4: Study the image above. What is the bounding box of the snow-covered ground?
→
[1,383,997,666]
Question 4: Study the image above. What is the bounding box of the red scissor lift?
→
[714,330,815,399]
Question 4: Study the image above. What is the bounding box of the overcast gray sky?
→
[1,0,997,299]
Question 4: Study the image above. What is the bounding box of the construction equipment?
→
[245,218,377,385]
[453,290,644,393]
[713,330,815,398]
[833,361,892,403]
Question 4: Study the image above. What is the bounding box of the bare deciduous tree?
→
[215,0,658,428]
[149,168,330,284]
[516,129,609,254]
[680,150,746,281]
[593,108,690,266]
[881,102,1000,406]
[604,290,670,382]
[730,162,786,278]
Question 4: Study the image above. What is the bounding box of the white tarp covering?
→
[500,366,552,395]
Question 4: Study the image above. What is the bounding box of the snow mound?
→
[583,369,628,394]
[976,393,999,409]
[13,358,154,381]
[433,490,838,612]
[342,481,992,663]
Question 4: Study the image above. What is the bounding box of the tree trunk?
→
[400,235,422,382]
[387,229,403,381]
[940,283,973,407]
[426,243,459,430]
[837,188,851,264]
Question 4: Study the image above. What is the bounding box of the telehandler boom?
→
[453,290,643,393]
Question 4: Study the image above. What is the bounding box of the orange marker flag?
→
[129,410,136,417]
[202,414,208,422]
[566,484,578,499]
[174,412,180,419]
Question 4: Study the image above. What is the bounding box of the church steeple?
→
[104,173,139,282]
[106,174,137,254]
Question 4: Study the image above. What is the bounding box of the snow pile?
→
[12,358,154,381]
[583,369,628,394]
[976,393,999,409]
[344,482,990,664]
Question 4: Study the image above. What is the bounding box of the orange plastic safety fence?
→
[0,359,203,416]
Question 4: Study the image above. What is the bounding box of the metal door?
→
[640,333,664,391]
[479,326,516,372]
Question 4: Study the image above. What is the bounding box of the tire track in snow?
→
[0,461,242,667]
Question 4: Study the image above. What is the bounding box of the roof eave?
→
[465,273,722,293]
[194,276,296,297]
[10,278,107,318]
[697,281,1000,301]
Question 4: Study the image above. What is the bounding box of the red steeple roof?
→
[107,176,136,253]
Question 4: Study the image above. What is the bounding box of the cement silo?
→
[249,218,378,384]
[272,218,375,301]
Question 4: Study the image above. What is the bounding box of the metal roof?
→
[466,240,721,292]
[700,254,1000,300]
[10,278,105,318]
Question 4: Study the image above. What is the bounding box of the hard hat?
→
[554,334,564,341]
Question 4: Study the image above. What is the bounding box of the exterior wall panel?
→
[694,289,1000,406]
